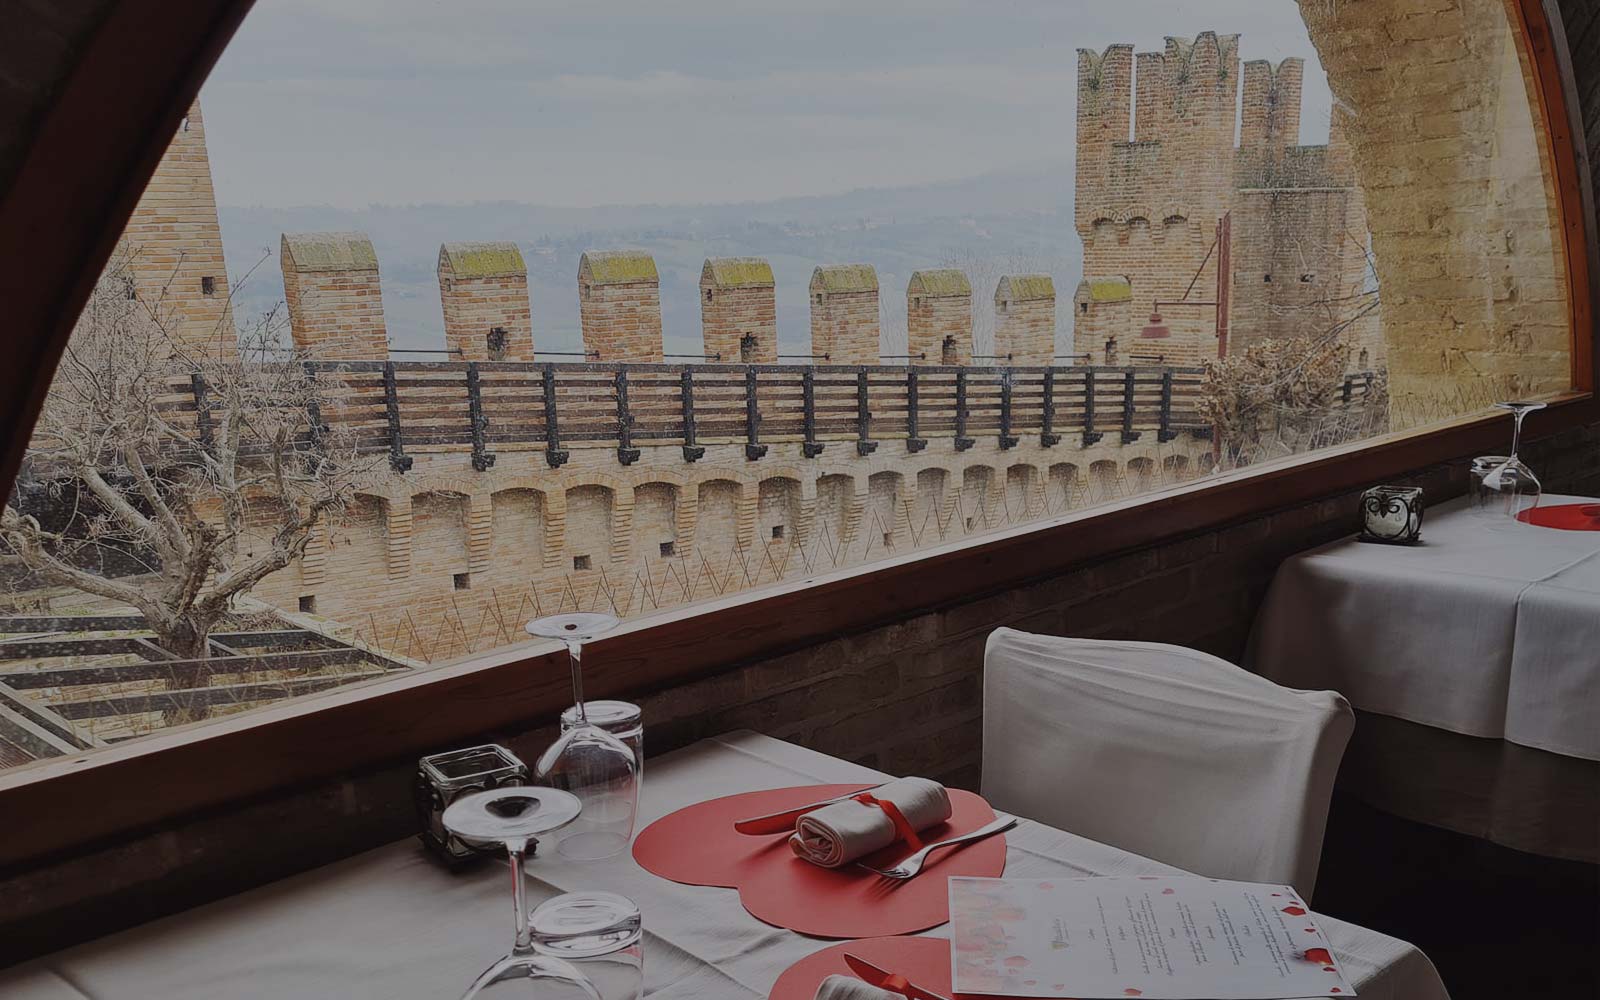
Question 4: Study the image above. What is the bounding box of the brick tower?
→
[993,275,1056,365]
[281,232,388,360]
[700,257,777,363]
[119,99,236,357]
[438,242,534,361]
[578,251,663,362]
[809,265,880,364]
[906,269,972,365]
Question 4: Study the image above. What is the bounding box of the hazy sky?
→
[201,0,1334,210]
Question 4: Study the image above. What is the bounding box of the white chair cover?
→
[981,628,1354,897]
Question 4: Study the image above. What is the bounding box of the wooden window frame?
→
[0,0,1594,871]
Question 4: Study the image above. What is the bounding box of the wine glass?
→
[525,613,638,861]
[442,787,601,999]
[1472,401,1546,522]
[529,891,644,1000]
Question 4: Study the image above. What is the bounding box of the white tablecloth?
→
[1250,496,1600,761]
[1,732,1448,999]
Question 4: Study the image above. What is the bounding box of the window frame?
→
[0,0,1593,871]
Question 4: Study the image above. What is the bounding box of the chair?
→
[981,627,1354,897]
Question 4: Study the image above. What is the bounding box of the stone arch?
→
[1089,459,1123,503]
[633,481,679,559]
[758,476,803,547]
[814,473,856,551]
[564,484,613,570]
[1004,463,1042,520]
[865,470,905,550]
[489,487,546,576]
[1048,462,1083,512]
[960,464,998,532]
[914,466,951,538]
[696,478,742,556]
[1162,453,1192,483]
[1128,456,1157,494]
[411,489,470,584]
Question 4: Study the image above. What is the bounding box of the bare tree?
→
[1,250,375,659]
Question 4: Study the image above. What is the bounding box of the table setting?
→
[1250,399,1600,861]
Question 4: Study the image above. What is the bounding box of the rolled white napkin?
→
[789,776,952,868]
[814,973,901,1000]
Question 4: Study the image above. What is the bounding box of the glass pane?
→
[0,0,1572,771]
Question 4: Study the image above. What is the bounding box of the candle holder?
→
[1359,485,1424,545]
[413,743,531,866]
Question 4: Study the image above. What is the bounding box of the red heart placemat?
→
[769,936,975,1000]
[634,784,1008,938]
[1518,503,1600,530]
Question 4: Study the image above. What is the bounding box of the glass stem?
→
[1509,408,1527,461]
[567,640,587,723]
[508,840,532,954]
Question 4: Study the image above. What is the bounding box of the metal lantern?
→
[413,744,531,866]
[1359,485,1424,545]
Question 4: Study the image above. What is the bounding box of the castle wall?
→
[907,270,973,365]
[119,100,236,357]
[281,233,388,360]
[579,251,663,362]
[701,258,777,363]
[993,275,1056,365]
[810,265,881,364]
[438,242,534,362]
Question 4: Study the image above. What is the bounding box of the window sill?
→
[1,390,1594,871]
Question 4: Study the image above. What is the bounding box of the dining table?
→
[0,730,1450,1000]
[1249,495,1600,861]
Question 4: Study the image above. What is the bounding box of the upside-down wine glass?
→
[1472,401,1547,523]
[525,613,638,861]
[441,786,601,999]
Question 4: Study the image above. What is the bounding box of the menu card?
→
[949,876,1356,999]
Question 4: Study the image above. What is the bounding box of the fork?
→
[855,813,1017,879]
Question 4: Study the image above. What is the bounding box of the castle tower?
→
[1074,44,1133,234]
[438,242,533,361]
[577,250,663,362]
[700,257,776,363]
[281,232,388,360]
[1239,58,1304,184]
[906,269,972,365]
[119,99,236,357]
[993,275,1056,365]
[809,265,880,364]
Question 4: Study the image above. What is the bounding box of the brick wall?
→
[438,242,534,362]
[119,100,236,357]
[578,250,664,362]
[907,269,974,365]
[701,258,777,363]
[810,265,881,364]
[281,232,388,360]
[993,275,1056,364]
[1298,0,1571,422]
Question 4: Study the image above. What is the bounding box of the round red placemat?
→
[768,936,960,1000]
[1518,503,1600,530]
[633,784,871,888]
[634,784,1008,938]
[738,788,1004,938]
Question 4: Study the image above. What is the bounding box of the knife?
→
[842,953,952,1000]
[731,783,886,835]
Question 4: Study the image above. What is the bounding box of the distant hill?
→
[218,160,1083,359]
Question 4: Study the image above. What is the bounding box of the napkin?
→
[814,973,902,1000]
[789,776,952,867]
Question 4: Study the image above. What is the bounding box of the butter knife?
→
[842,953,952,1000]
[731,783,886,835]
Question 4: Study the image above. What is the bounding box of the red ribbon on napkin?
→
[853,792,924,851]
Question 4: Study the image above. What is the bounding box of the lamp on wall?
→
[1140,312,1171,339]
[1144,212,1232,359]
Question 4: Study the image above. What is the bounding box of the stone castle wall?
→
[907,269,974,365]
[281,232,388,360]
[438,242,535,362]
[119,100,236,357]
[810,265,881,364]
[579,250,664,362]
[701,258,778,363]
